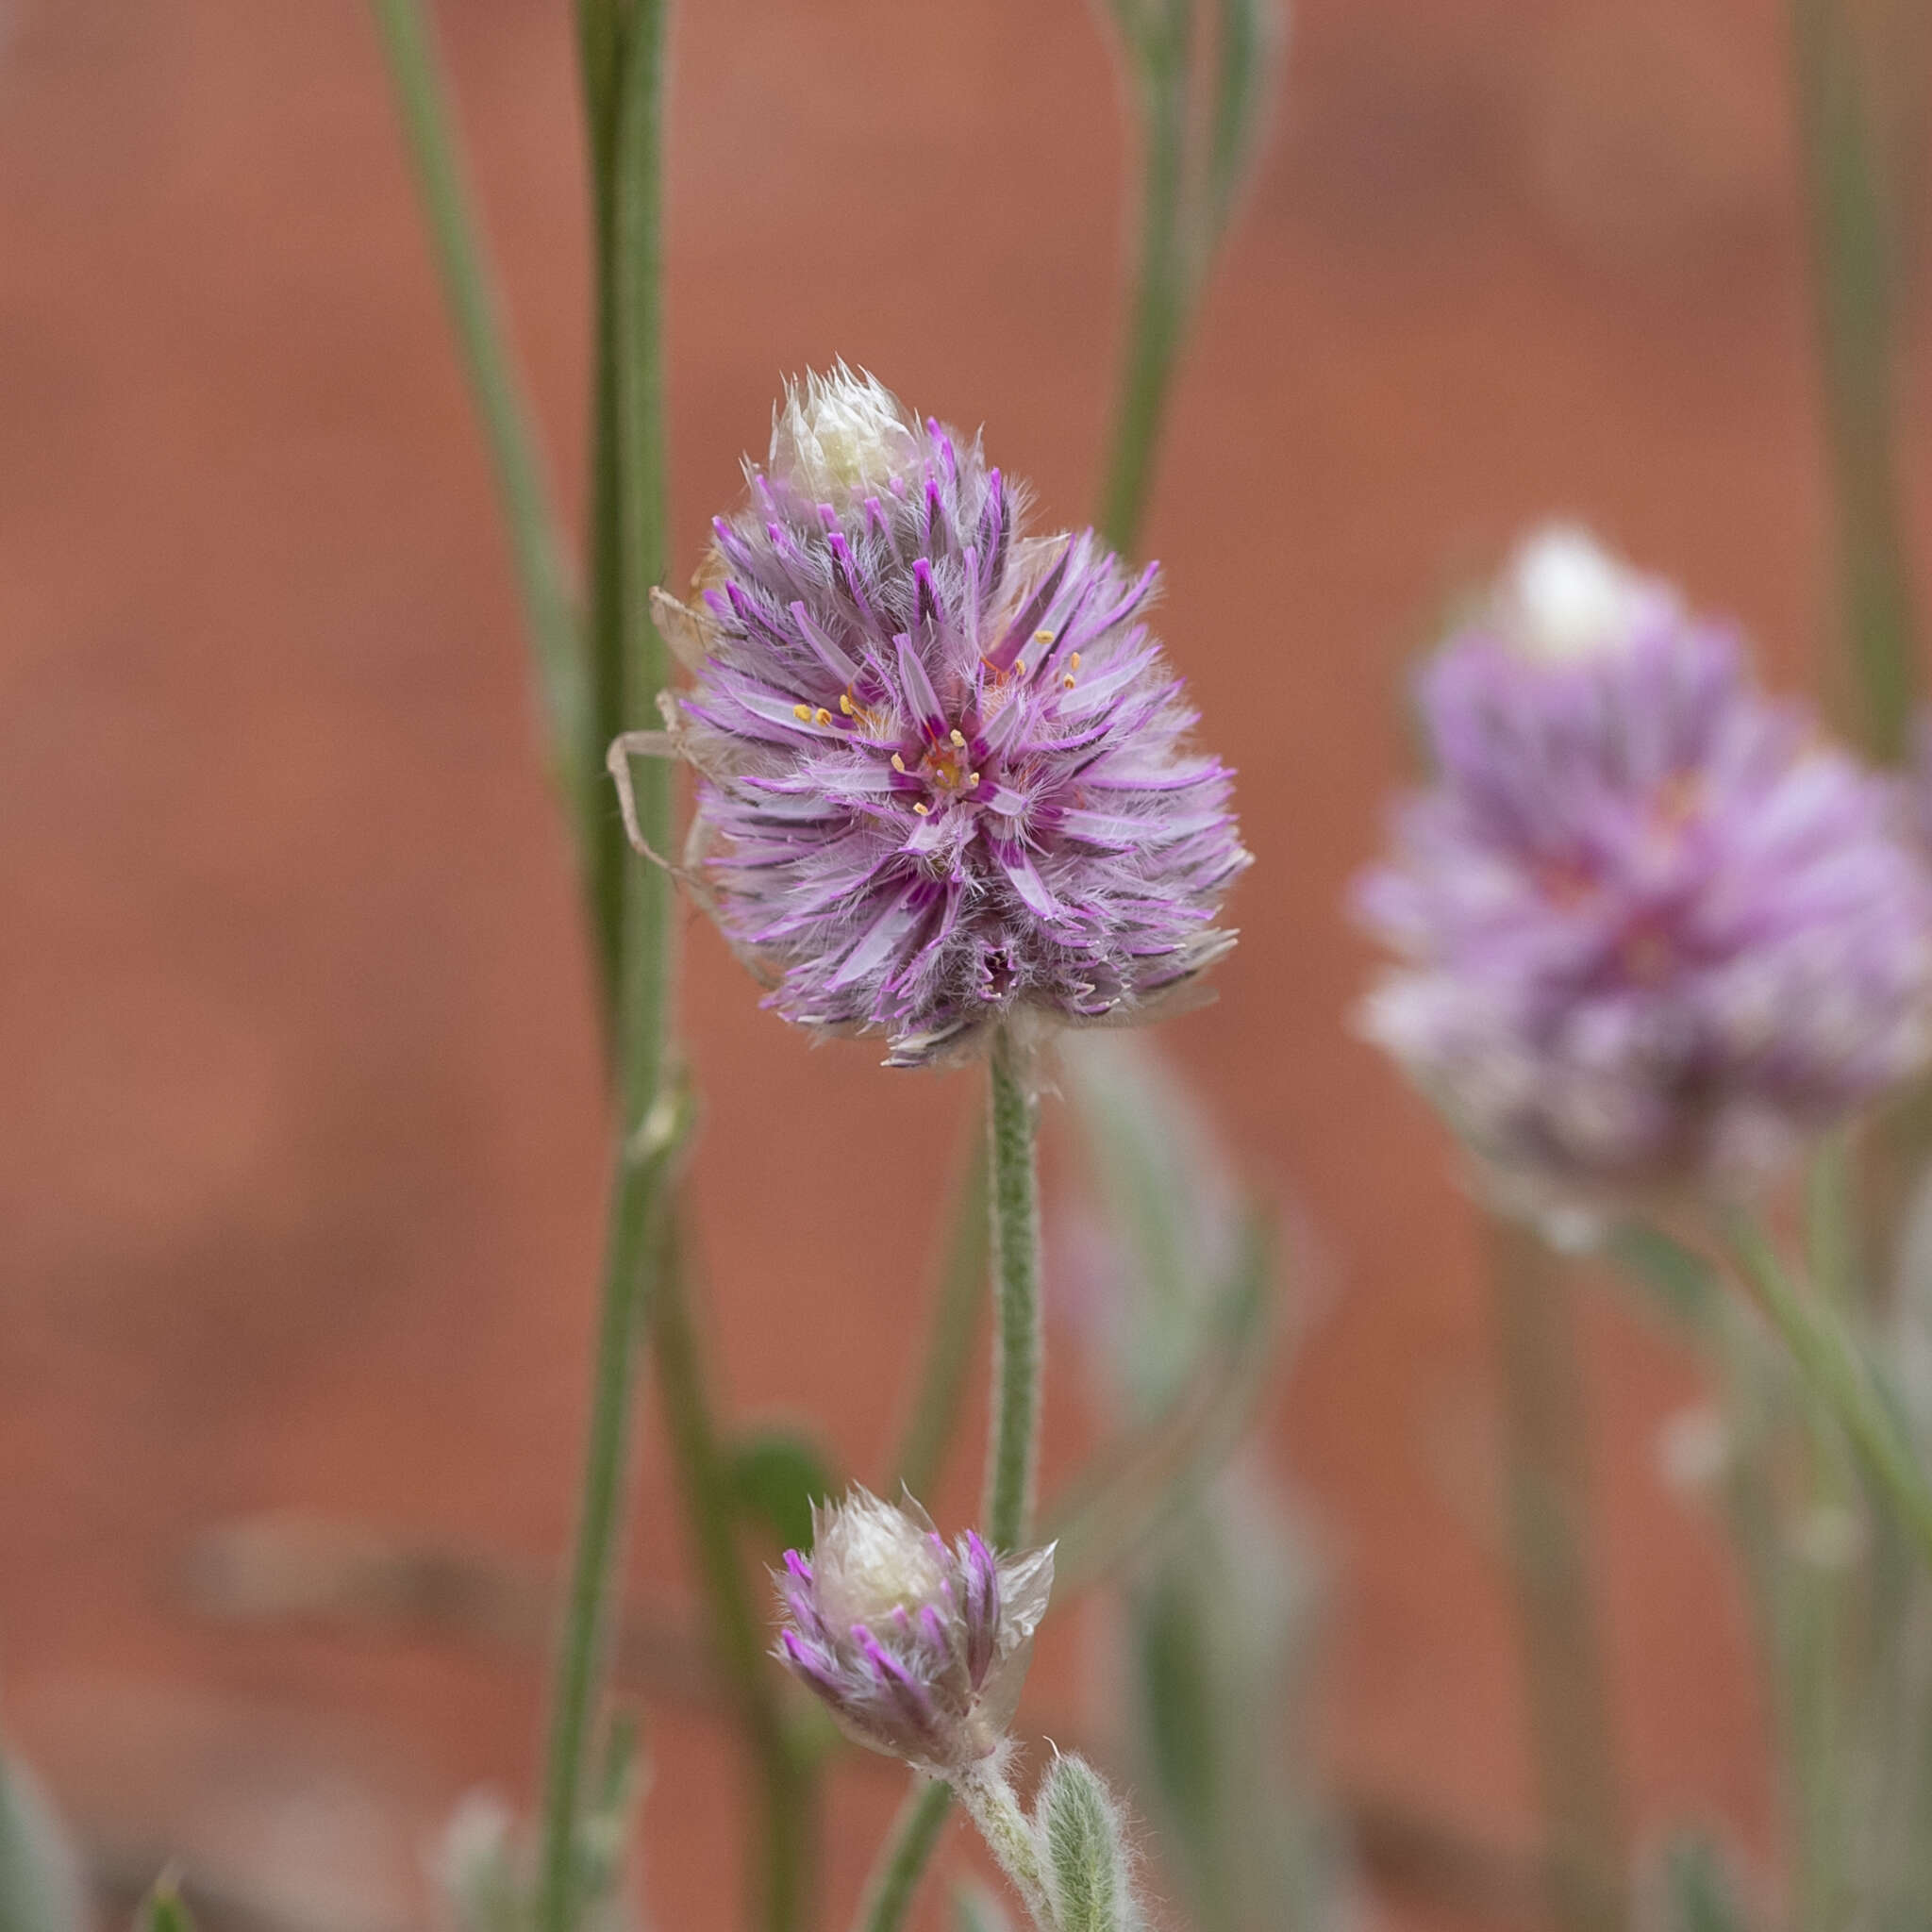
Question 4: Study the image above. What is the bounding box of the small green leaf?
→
[139,1876,198,1932]
[1036,1756,1139,1932]
[726,1428,839,1555]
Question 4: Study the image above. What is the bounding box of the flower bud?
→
[774,1488,1054,1772]
[767,363,925,509]
[1497,524,1677,664]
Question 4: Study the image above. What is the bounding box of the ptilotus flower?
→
[1354,525,1932,1240]
[620,366,1247,1067]
[773,1487,1055,1772]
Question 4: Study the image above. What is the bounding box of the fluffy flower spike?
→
[632,366,1247,1066]
[774,1486,1055,1772]
[1355,525,1932,1241]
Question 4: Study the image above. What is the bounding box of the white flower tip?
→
[770,362,923,506]
[812,1486,949,1630]
[1499,524,1676,665]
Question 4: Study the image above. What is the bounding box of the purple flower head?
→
[655,366,1248,1067]
[1354,525,1932,1241]
[773,1486,1055,1771]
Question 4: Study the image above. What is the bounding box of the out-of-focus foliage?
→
[1090,0,1286,554]
[1063,1036,1353,1932]
[1643,1834,1753,1932]
[0,1743,88,1932]
[724,1428,840,1558]
[1612,1142,1932,1931]
[434,1721,646,1932]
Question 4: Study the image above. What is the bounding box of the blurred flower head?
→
[1354,525,1932,1241]
[656,365,1247,1066]
[774,1486,1054,1771]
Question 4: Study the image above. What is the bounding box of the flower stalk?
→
[537,4,683,1930]
[536,1083,689,1932]
[1724,1212,1932,1572]
[1487,1217,1628,1932]
[987,1035,1045,1551]
[1789,0,1920,764]
[954,1763,1052,1930]
[366,0,588,841]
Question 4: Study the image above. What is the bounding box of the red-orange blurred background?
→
[3,1,1927,1928]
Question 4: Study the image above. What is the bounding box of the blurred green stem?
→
[368,0,589,841]
[986,1033,1045,1550]
[852,1781,953,1932]
[1098,0,1192,558]
[1725,1213,1932,1571]
[1488,1217,1629,1932]
[1790,0,1920,762]
[892,1131,990,1502]
[535,1086,687,1932]
[653,1228,819,1932]
[536,3,681,1929]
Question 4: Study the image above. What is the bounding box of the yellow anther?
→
[815,708,832,725]
[840,691,856,716]
[1069,652,1081,670]
[950,728,967,748]
[1014,659,1027,678]
[1033,628,1055,646]
[912,802,931,817]
[891,754,907,774]
[792,703,812,721]
[1063,675,1076,691]
[968,772,981,787]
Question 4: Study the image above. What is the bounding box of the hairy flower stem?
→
[367,0,587,836]
[953,1761,1052,1931]
[652,1227,818,1932]
[1097,7,1191,560]
[1488,1217,1629,1932]
[849,1041,1043,1932]
[1726,1213,1932,1572]
[986,1035,1045,1552]
[536,5,682,1930]
[852,1781,953,1932]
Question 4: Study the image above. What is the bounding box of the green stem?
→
[1487,1217,1628,1932]
[653,1232,818,1932]
[1726,1214,1932,1572]
[1097,5,1192,560]
[985,1034,1045,1552]
[535,1089,689,1932]
[1790,0,1920,762]
[849,1044,1042,1932]
[892,1129,991,1502]
[368,0,588,833]
[851,1780,953,1932]
[607,0,675,1095]
[534,6,681,1930]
